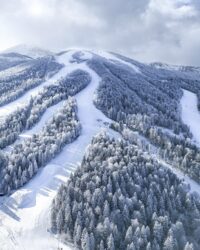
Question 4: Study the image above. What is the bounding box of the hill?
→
[0,47,200,249]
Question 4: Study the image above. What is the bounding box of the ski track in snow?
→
[181,89,200,146]
[124,128,200,196]
[0,50,121,250]
[0,51,79,120]
[156,89,200,196]
[3,100,66,153]
[157,158,200,196]
[94,50,141,74]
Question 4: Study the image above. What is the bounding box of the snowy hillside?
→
[0,48,200,250]
[151,61,200,74]
[4,44,53,59]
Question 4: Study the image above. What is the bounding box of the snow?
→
[4,45,53,59]
[180,89,200,146]
[0,64,30,79]
[94,50,141,74]
[1,50,200,250]
[0,50,121,250]
[0,51,80,120]
[123,128,200,196]
[3,100,66,153]
[156,158,200,196]
[78,51,93,60]
[151,62,182,71]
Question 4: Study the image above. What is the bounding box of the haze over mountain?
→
[1,0,200,66]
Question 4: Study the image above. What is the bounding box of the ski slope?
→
[4,100,66,152]
[181,89,200,146]
[157,158,200,196]
[0,51,121,250]
[0,51,78,119]
[123,128,200,196]
[94,50,141,74]
[1,50,200,250]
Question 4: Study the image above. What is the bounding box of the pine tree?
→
[107,234,115,250]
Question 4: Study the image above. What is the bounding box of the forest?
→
[51,133,200,250]
[0,69,91,149]
[0,56,62,106]
[87,55,200,182]
[0,97,81,194]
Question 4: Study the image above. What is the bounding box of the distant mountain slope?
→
[151,61,200,74]
[4,44,53,59]
[0,52,31,72]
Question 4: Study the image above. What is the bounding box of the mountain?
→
[3,44,53,59]
[0,47,200,250]
[0,52,32,72]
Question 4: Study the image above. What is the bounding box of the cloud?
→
[0,0,200,65]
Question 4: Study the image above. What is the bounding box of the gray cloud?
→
[0,0,200,65]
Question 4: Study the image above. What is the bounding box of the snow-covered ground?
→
[94,50,141,74]
[0,51,120,250]
[0,51,79,119]
[157,158,200,196]
[181,89,200,146]
[0,63,30,79]
[1,51,200,250]
[123,128,200,196]
[3,100,66,153]
[4,44,53,59]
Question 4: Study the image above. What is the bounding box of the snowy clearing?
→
[181,89,200,146]
[0,51,121,250]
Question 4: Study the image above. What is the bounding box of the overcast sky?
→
[0,0,200,65]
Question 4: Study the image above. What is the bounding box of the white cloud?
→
[0,0,200,65]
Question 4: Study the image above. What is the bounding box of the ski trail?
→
[0,51,76,119]
[123,128,200,196]
[156,157,200,196]
[94,50,141,74]
[181,89,200,146]
[2,50,91,152]
[0,51,121,250]
[4,100,66,153]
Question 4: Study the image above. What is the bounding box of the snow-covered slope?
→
[0,53,31,72]
[0,51,76,119]
[0,48,200,250]
[94,50,141,73]
[181,89,200,146]
[4,45,53,59]
[0,50,120,250]
[151,62,200,74]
